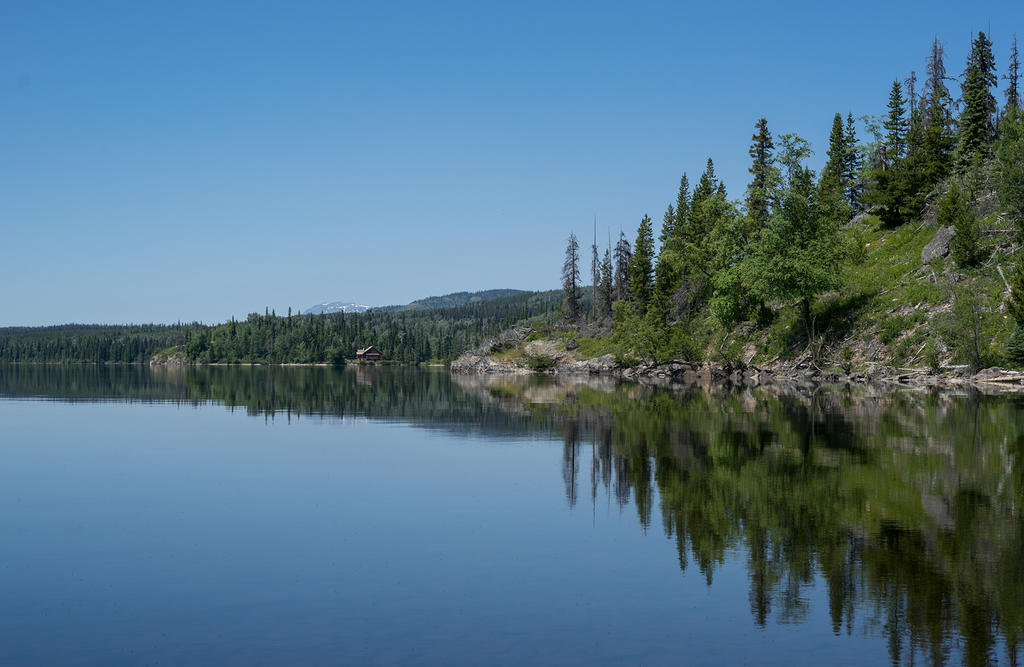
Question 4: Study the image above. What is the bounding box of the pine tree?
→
[691,158,718,209]
[746,118,774,230]
[613,231,632,302]
[921,36,955,181]
[653,205,680,326]
[627,215,655,312]
[590,221,599,320]
[562,233,581,320]
[884,80,908,162]
[843,113,864,207]
[659,203,676,244]
[598,249,614,318]
[1005,34,1021,113]
[820,113,851,222]
[687,158,720,246]
[823,113,846,183]
[905,71,919,116]
[997,106,1024,230]
[675,173,690,227]
[959,31,998,161]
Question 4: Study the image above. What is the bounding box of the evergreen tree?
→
[905,71,919,116]
[1005,34,1021,113]
[562,233,581,320]
[843,113,864,207]
[674,173,691,232]
[821,113,851,222]
[691,158,718,210]
[598,249,614,318]
[746,118,775,229]
[659,203,676,244]
[685,158,721,250]
[997,106,1024,230]
[627,215,655,312]
[1009,251,1024,329]
[613,231,632,302]
[921,37,955,181]
[959,31,998,161]
[1007,250,1024,365]
[590,224,599,320]
[884,80,908,162]
[941,184,982,267]
[823,114,846,182]
[655,201,679,321]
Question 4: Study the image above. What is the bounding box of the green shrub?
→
[940,185,984,268]
[847,228,869,265]
[1006,328,1024,367]
[879,315,907,344]
[840,345,853,373]
[526,354,556,372]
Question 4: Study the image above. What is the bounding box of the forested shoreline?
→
[558,32,1024,372]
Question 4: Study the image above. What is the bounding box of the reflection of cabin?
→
[355,346,384,362]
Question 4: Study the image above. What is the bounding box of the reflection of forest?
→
[513,379,1024,667]
[2,364,1023,664]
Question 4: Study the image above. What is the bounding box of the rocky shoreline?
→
[449,335,1024,393]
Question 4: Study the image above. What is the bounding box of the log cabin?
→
[355,346,384,362]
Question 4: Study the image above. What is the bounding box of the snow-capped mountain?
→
[302,301,373,315]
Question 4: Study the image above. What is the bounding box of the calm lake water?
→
[1,364,1023,666]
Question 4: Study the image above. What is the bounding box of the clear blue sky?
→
[2,0,1021,326]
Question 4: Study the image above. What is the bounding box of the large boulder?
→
[921,225,955,263]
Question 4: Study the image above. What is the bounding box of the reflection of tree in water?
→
[545,383,1024,666]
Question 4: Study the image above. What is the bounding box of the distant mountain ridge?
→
[377,289,527,312]
[303,289,528,315]
[302,302,372,315]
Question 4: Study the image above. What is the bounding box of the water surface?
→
[1,364,1022,665]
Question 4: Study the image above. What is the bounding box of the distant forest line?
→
[0,291,562,364]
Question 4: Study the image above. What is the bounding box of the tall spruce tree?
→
[746,118,774,230]
[612,231,632,302]
[997,106,1024,230]
[884,80,909,162]
[921,37,955,181]
[823,112,846,183]
[598,249,614,318]
[905,71,919,116]
[959,31,998,161]
[562,233,581,320]
[1005,34,1021,113]
[627,215,655,313]
[820,113,851,221]
[843,113,864,207]
[674,173,691,233]
[659,203,676,244]
[688,158,720,244]
[590,222,599,320]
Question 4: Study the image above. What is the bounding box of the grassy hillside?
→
[531,206,1018,374]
